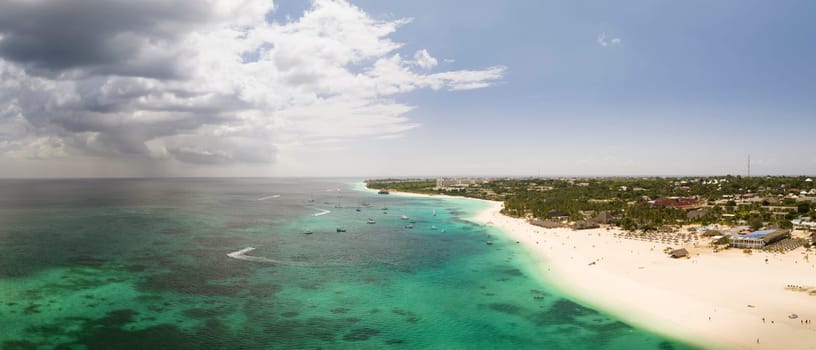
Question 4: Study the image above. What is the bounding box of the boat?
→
[485,240,493,245]
[303,230,313,235]
[400,215,410,220]
[367,218,376,224]
[378,189,390,195]
[355,207,361,212]
[336,228,347,232]
[405,224,414,229]
[382,207,388,211]
[431,225,437,230]
[433,210,437,216]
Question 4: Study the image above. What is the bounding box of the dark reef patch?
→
[247,283,282,298]
[2,340,38,350]
[330,307,349,314]
[500,268,524,277]
[342,328,380,341]
[52,312,248,350]
[487,303,524,315]
[182,307,230,319]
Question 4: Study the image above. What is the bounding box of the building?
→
[652,197,702,209]
[729,229,790,249]
[686,209,709,220]
[435,178,488,190]
[793,218,816,231]
[547,210,569,220]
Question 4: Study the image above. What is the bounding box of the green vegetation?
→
[365,179,438,194]
[366,176,816,232]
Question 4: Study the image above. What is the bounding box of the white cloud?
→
[412,49,438,69]
[597,32,622,47]
[0,0,505,168]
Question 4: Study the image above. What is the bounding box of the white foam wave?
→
[226,247,280,264]
[312,208,331,216]
[257,195,280,201]
[227,247,403,268]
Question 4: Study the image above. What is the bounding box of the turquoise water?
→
[0,178,694,349]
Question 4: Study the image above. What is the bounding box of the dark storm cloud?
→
[0,0,210,78]
[9,70,252,159]
[166,137,278,165]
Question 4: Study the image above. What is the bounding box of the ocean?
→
[0,178,693,349]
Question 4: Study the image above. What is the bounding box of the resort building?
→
[792,218,816,231]
[651,197,703,209]
[435,178,489,190]
[728,229,790,249]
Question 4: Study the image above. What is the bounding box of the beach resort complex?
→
[368,177,816,349]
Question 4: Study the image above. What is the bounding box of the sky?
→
[0,0,814,178]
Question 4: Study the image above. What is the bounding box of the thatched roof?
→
[761,230,790,244]
[529,219,567,229]
[670,248,689,257]
[701,230,722,237]
[572,221,600,230]
[547,210,569,218]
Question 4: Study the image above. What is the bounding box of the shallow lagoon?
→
[0,178,693,349]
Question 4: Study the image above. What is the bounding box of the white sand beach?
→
[473,200,816,350]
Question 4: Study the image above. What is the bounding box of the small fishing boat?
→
[485,240,493,245]
[405,224,414,229]
[400,215,410,220]
[303,230,313,235]
[433,210,437,216]
[367,218,376,224]
[336,228,347,232]
[431,225,437,230]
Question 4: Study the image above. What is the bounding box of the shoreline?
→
[366,185,816,349]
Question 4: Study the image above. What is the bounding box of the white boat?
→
[433,210,437,216]
[405,224,414,229]
[367,218,376,224]
[431,225,437,230]
[400,215,410,220]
